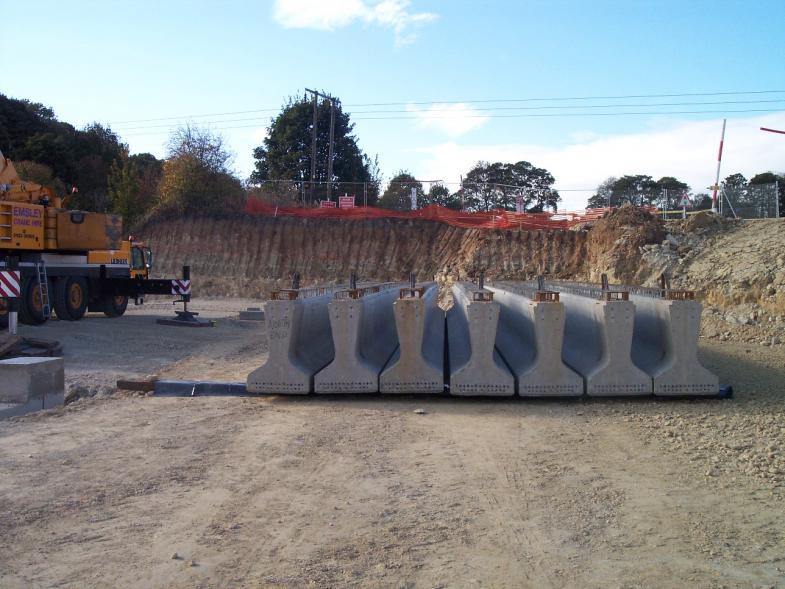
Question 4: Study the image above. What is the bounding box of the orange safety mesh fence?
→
[245,198,614,230]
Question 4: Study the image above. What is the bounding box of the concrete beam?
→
[630,294,719,396]
[246,290,335,394]
[545,284,652,396]
[489,285,583,396]
[447,283,514,396]
[380,283,445,394]
[0,357,64,418]
[314,284,403,393]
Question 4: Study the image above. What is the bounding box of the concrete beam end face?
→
[315,288,400,393]
[653,300,719,396]
[247,299,314,394]
[380,296,444,394]
[450,301,514,397]
[518,301,583,397]
[587,300,652,397]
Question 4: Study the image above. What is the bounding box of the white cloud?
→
[408,113,785,210]
[406,103,490,138]
[272,0,437,45]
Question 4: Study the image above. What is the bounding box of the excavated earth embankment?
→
[139,214,602,297]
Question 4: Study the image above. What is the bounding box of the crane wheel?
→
[53,277,89,321]
[103,295,129,317]
[18,276,48,325]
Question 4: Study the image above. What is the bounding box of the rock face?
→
[583,206,666,284]
[138,215,591,297]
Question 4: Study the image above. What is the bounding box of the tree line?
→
[0,94,244,229]
[251,94,562,212]
[586,172,784,213]
[3,91,782,226]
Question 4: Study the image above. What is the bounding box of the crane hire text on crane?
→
[12,207,43,227]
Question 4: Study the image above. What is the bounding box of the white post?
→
[711,119,726,213]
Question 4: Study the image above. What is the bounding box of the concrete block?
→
[559,293,652,396]
[246,293,334,394]
[0,357,64,416]
[490,286,583,396]
[447,283,514,396]
[630,295,719,396]
[315,286,401,393]
[380,283,445,393]
[238,308,265,321]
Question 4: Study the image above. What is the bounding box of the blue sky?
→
[3,0,785,208]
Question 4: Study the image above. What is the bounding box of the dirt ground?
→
[1,299,784,588]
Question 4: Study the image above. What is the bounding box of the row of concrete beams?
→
[247,278,718,397]
[496,280,719,396]
[248,282,411,394]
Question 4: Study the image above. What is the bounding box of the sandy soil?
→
[0,299,784,588]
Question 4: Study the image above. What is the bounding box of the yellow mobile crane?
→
[1,150,180,324]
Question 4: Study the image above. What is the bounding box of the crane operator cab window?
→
[131,247,145,271]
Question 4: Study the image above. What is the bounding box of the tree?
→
[70,123,127,211]
[251,93,380,204]
[587,177,617,208]
[586,175,660,208]
[1,94,128,211]
[158,126,245,214]
[656,176,690,210]
[748,172,784,217]
[457,160,560,212]
[721,172,751,212]
[611,175,660,206]
[693,192,713,210]
[426,183,461,210]
[14,160,66,196]
[108,152,163,229]
[378,171,423,211]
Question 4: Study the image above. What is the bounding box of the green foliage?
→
[750,172,785,217]
[108,153,162,230]
[426,183,461,210]
[693,193,713,210]
[587,175,665,208]
[722,173,747,190]
[14,160,66,196]
[158,126,245,214]
[0,94,127,212]
[251,93,380,204]
[456,161,560,212]
[378,171,423,211]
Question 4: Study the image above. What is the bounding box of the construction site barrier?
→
[245,199,614,231]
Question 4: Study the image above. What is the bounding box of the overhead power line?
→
[111,98,785,130]
[107,89,785,125]
[346,90,785,107]
[118,107,785,137]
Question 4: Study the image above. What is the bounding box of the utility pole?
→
[327,99,336,200]
[711,118,726,213]
[305,88,336,203]
[305,89,318,203]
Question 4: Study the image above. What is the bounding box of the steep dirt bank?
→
[138,215,590,297]
[641,216,785,345]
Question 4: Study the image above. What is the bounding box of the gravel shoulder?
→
[0,301,783,588]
